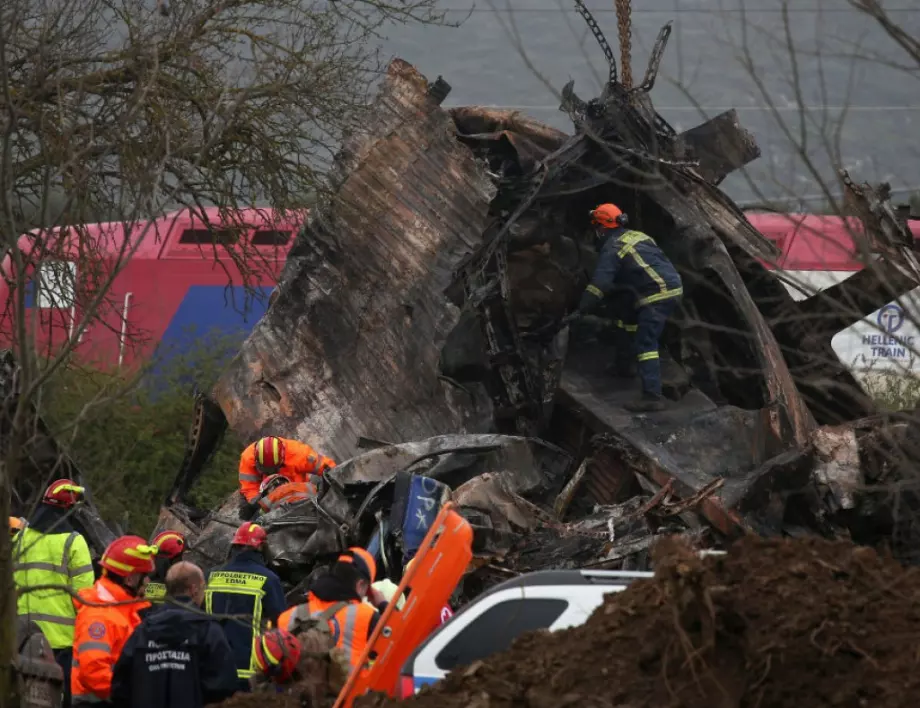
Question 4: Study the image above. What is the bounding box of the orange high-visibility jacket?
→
[277,593,375,670]
[238,439,336,503]
[71,576,150,702]
[257,481,317,513]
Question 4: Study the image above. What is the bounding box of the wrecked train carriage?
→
[156,430,573,586]
[179,12,920,577]
[211,36,819,465]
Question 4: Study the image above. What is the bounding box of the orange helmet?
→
[337,547,377,583]
[42,479,85,508]
[101,536,157,577]
[590,203,625,228]
[254,628,301,683]
[255,436,286,473]
[232,522,268,549]
[259,474,291,495]
[151,531,186,560]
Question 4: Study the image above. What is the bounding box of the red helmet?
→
[101,536,157,577]
[337,547,378,583]
[151,531,186,560]
[259,474,291,495]
[255,436,286,473]
[254,628,301,683]
[590,203,625,228]
[42,479,85,508]
[232,522,267,549]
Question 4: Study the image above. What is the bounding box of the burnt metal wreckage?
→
[6,7,920,603]
[151,8,920,591]
[161,8,920,586]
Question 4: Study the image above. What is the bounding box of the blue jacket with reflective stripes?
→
[586,227,682,307]
[204,549,285,679]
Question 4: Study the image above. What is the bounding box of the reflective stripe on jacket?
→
[205,551,285,680]
[278,594,375,670]
[587,228,683,307]
[72,575,150,702]
[257,481,317,513]
[14,526,94,649]
[238,439,336,502]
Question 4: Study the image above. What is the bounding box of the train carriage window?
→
[35,260,77,309]
[251,230,291,246]
[178,228,239,245]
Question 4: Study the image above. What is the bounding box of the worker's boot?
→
[624,392,666,412]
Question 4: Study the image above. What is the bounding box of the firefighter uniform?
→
[143,582,166,603]
[276,550,384,674]
[579,226,682,404]
[71,575,150,705]
[205,548,286,687]
[144,531,186,604]
[278,593,379,671]
[238,438,335,503]
[257,480,317,514]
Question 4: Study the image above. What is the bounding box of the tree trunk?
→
[0,457,21,707]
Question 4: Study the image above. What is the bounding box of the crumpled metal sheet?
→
[212,60,497,461]
[157,433,573,577]
[326,433,571,495]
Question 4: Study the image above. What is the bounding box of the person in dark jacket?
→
[572,202,683,412]
[110,561,238,708]
[204,523,286,692]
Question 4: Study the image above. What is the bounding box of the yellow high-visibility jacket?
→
[14,526,94,649]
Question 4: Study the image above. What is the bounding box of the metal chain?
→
[615,0,633,89]
[573,0,616,83]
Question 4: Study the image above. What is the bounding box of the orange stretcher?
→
[333,502,473,708]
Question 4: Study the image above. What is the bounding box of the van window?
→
[434,598,568,671]
[251,230,291,246]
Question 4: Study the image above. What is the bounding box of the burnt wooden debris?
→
[155,7,920,575]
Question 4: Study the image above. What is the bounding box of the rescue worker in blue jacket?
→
[204,523,285,692]
[572,202,683,412]
[111,561,239,708]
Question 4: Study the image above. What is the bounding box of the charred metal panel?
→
[557,366,785,538]
[213,60,496,459]
[676,109,761,186]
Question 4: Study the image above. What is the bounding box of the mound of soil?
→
[361,535,920,708]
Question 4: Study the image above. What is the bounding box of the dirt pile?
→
[362,535,920,708]
[217,677,337,708]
